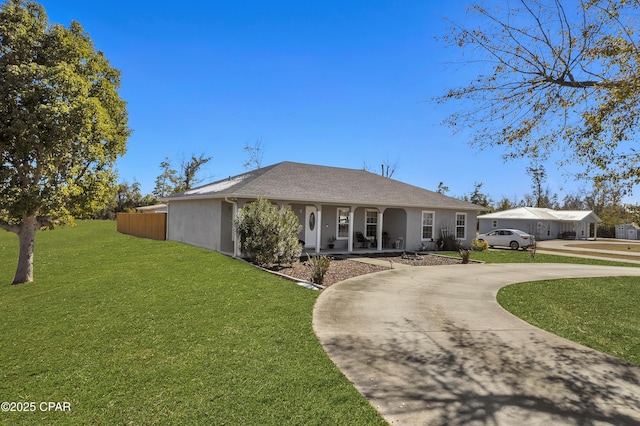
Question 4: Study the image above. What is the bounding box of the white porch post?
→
[230,199,241,258]
[315,208,322,254]
[348,209,355,253]
[377,210,384,251]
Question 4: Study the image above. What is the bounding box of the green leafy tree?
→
[439,0,640,193]
[153,158,179,198]
[154,153,211,196]
[526,163,548,208]
[115,181,155,213]
[0,0,130,284]
[460,182,493,209]
[467,182,493,209]
[235,197,302,266]
[94,180,155,219]
[494,196,518,212]
[561,193,587,210]
[521,188,559,209]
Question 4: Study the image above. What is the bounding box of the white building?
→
[478,207,602,240]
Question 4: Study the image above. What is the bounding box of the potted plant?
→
[328,236,336,249]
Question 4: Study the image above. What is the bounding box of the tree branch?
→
[0,218,20,234]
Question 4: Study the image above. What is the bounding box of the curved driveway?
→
[313,263,640,425]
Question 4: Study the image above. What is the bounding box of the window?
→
[365,209,378,239]
[456,213,466,239]
[422,211,434,240]
[337,208,349,239]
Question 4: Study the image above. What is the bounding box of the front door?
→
[305,206,317,248]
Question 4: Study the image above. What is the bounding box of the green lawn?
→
[0,221,386,425]
[445,249,640,366]
[566,242,640,253]
[447,248,640,267]
[498,277,640,366]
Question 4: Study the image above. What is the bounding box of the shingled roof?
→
[167,161,484,211]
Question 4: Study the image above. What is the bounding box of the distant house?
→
[164,161,484,256]
[136,204,168,213]
[616,223,640,240]
[478,207,602,240]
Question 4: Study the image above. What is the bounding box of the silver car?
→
[476,229,535,250]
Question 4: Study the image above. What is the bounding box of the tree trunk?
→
[12,216,38,285]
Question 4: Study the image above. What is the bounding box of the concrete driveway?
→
[313,263,640,425]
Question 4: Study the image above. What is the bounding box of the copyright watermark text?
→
[1,401,71,412]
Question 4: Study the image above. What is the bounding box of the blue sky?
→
[39,0,605,203]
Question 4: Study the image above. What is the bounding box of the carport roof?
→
[479,207,602,222]
[166,161,485,210]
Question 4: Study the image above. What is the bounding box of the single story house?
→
[478,207,602,240]
[164,161,485,256]
[616,223,640,240]
[136,203,168,213]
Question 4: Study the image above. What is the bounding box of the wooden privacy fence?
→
[117,213,167,241]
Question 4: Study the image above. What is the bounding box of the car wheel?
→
[509,241,519,250]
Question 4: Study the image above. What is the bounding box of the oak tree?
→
[439,0,640,193]
[0,0,130,284]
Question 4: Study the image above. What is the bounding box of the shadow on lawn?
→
[323,320,640,425]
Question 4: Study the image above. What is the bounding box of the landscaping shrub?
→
[459,248,471,264]
[437,234,460,251]
[307,254,332,285]
[235,197,302,266]
[472,238,489,251]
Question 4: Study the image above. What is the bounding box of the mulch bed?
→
[265,253,463,287]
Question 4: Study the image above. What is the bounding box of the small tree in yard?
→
[235,197,302,266]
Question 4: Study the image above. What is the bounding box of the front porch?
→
[293,203,409,255]
[301,246,414,257]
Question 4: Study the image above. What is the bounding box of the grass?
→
[443,248,640,366]
[565,242,640,253]
[497,277,640,366]
[0,221,386,425]
[443,248,640,267]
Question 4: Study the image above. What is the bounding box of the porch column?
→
[594,222,598,240]
[315,208,322,254]
[231,199,241,258]
[348,209,355,253]
[377,210,384,251]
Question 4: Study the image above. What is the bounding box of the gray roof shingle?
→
[168,161,484,211]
